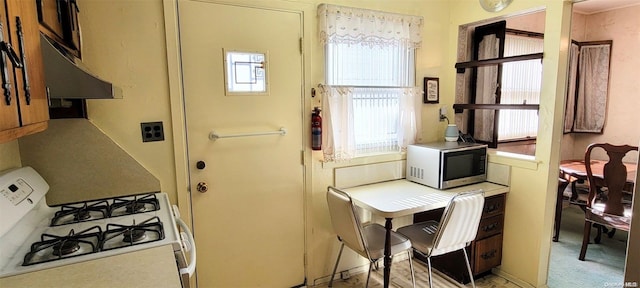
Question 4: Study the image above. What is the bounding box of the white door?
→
[178,1,305,287]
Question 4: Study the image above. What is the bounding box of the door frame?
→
[161,0,315,284]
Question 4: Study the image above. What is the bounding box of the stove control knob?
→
[196,161,206,170]
[196,182,208,193]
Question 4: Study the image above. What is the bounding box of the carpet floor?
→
[547,204,627,288]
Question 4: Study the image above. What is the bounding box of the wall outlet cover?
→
[141,121,165,142]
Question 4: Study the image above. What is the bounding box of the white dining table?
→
[343,179,509,288]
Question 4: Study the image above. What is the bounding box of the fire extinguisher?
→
[311,107,322,150]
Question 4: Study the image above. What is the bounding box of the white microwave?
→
[406,142,487,189]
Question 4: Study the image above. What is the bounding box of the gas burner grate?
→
[22,226,102,266]
[51,201,110,226]
[101,216,165,251]
[109,194,160,217]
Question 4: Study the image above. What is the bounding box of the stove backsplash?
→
[18,119,160,205]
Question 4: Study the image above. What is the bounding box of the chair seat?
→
[586,206,632,231]
[361,223,412,260]
[397,220,466,257]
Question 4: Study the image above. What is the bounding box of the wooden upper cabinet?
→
[36,0,64,40]
[0,0,49,143]
[36,0,81,57]
[0,1,20,132]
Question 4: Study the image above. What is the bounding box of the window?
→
[564,41,612,133]
[318,4,423,161]
[224,50,268,95]
[454,19,544,154]
[499,34,543,140]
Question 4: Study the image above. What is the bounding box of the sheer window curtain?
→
[574,44,610,133]
[474,34,499,142]
[319,85,355,161]
[318,4,423,162]
[564,43,580,133]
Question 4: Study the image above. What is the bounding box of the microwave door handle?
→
[176,217,196,277]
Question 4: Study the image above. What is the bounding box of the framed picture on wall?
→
[423,77,439,104]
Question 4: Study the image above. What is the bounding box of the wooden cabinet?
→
[413,193,506,284]
[36,0,80,57]
[0,0,49,143]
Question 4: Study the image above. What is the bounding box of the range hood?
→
[40,34,122,99]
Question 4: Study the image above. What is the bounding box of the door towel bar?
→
[209,127,287,141]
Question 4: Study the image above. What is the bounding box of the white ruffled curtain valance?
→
[317,4,423,48]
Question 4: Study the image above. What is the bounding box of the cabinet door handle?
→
[0,42,22,68]
[16,17,31,105]
[56,0,63,23]
[481,222,498,232]
[485,203,501,214]
[480,249,498,260]
[0,22,12,106]
[36,0,44,22]
[70,0,80,31]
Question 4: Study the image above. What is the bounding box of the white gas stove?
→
[0,167,195,286]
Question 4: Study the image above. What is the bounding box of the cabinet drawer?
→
[473,234,502,274]
[482,194,505,219]
[476,214,504,239]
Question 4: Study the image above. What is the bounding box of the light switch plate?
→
[439,107,447,122]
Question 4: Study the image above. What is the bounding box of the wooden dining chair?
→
[326,186,416,288]
[397,190,485,288]
[553,175,590,242]
[579,143,638,261]
[553,177,571,242]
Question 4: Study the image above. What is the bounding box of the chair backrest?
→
[431,190,485,256]
[326,186,369,258]
[584,143,638,216]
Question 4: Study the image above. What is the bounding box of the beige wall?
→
[0,141,21,172]
[0,0,579,287]
[507,10,546,33]
[77,0,179,205]
[562,5,640,162]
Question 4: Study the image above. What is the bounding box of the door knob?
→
[196,161,206,170]
[196,182,208,193]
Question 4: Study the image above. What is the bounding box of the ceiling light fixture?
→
[479,0,513,12]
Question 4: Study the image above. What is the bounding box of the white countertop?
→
[0,245,182,288]
[344,180,509,218]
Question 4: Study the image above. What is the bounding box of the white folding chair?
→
[397,190,485,288]
[326,186,416,288]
